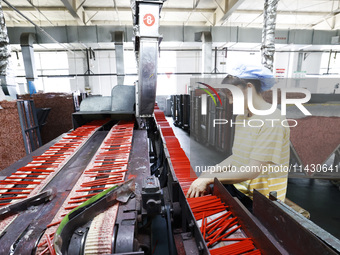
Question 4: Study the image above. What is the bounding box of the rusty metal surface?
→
[213,179,288,255]
[174,233,186,255]
[124,130,149,200]
[157,119,207,254]
[0,131,108,255]
[253,190,338,255]
[181,232,203,255]
[177,183,209,255]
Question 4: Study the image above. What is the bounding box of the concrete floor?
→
[167,117,340,240]
[286,178,340,239]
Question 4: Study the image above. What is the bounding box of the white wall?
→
[274,51,336,93]
[175,51,201,95]
[11,50,72,94]
[171,50,262,95]
[68,51,118,96]
[302,53,323,75]
[10,45,339,96]
[274,52,290,78]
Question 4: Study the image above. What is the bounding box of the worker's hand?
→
[186,178,213,198]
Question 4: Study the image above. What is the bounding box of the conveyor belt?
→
[188,195,261,254]
[154,105,340,255]
[36,121,134,255]
[0,119,109,237]
[153,106,263,254]
[2,106,339,255]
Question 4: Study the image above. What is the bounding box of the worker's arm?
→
[197,155,235,178]
[186,159,263,198]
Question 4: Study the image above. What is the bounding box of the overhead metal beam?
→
[214,0,225,13]
[5,20,79,26]
[60,0,92,25]
[208,0,246,26]
[113,0,121,25]
[77,0,87,11]
[309,10,340,29]
[235,9,336,16]
[3,20,208,27]
[4,12,22,25]
[3,6,67,12]
[2,6,336,16]
[2,6,216,13]
[2,4,339,29]
[3,0,84,56]
[3,19,324,28]
[85,11,98,25]
[333,15,340,29]
[185,0,202,25]
[201,12,214,26]
[26,0,54,26]
[222,22,320,28]
[2,6,335,20]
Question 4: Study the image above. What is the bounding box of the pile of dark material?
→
[18,93,74,144]
[290,116,340,167]
[0,100,26,171]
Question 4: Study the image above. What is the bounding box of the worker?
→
[186,64,290,211]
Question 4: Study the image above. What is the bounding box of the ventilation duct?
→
[112,31,125,85]
[195,31,212,74]
[20,33,37,94]
[0,3,16,97]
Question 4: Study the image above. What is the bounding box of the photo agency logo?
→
[197,82,312,128]
[197,82,223,115]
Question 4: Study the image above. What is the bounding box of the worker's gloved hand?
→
[186,178,212,198]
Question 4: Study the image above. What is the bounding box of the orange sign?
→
[143,14,155,26]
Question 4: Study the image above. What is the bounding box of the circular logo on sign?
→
[143,14,155,26]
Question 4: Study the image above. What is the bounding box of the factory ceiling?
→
[3,0,340,30]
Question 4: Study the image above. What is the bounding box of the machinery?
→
[171,95,190,131]
[1,1,340,255]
